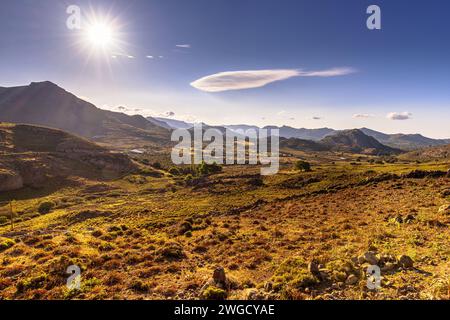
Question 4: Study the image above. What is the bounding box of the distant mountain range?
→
[151,117,193,130]
[154,118,450,151]
[279,129,402,156]
[358,128,450,151]
[0,82,448,155]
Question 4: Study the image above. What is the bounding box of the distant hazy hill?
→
[279,137,329,152]
[263,125,336,141]
[399,143,450,161]
[279,129,401,155]
[321,129,402,155]
[146,117,173,129]
[359,128,449,150]
[153,117,193,129]
[224,124,261,132]
[0,82,170,148]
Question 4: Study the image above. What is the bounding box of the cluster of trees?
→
[168,161,222,178]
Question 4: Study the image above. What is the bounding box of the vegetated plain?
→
[1,146,449,300]
[0,82,448,300]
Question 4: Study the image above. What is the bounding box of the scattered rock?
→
[382,262,396,272]
[398,255,414,269]
[242,288,267,300]
[212,266,227,288]
[345,274,359,286]
[309,260,327,281]
[357,255,366,265]
[308,260,320,275]
[363,251,378,265]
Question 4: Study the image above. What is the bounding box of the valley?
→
[0,82,449,301]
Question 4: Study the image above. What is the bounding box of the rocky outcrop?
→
[0,123,137,192]
[0,169,23,192]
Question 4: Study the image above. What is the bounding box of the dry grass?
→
[0,157,449,300]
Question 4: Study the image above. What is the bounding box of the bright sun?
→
[86,22,114,49]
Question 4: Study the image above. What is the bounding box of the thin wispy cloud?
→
[190,67,356,92]
[176,44,191,48]
[312,116,322,120]
[387,112,412,120]
[353,113,375,119]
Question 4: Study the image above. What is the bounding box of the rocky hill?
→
[320,129,402,155]
[0,123,136,192]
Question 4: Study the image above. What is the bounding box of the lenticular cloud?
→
[190,67,355,92]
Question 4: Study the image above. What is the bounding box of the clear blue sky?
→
[1,0,449,138]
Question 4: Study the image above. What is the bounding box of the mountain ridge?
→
[0,81,171,149]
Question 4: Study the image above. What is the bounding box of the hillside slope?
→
[0,82,171,148]
[360,128,449,150]
[320,129,402,155]
[399,144,450,161]
[0,123,136,192]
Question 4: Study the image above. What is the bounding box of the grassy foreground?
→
[0,158,449,300]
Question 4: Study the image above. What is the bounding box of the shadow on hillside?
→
[0,178,82,202]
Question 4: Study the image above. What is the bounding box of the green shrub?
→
[156,242,185,261]
[16,274,48,293]
[0,238,15,252]
[38,201,55,214]
[152,162,162,169]
[168,167,182,176]
[130,279,150,292]
[294,160,311,172]
[0,216,8,225]
[198,161,222,176]
[202,286,227,300]
[271,257,318,293]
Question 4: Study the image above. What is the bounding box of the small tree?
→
[294,160,311,172]
[198,161,222,176]
[38,201,54,214]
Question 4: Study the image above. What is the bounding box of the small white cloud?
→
[277,110,286,116]
[190,67,356,92]
[312,116,322,120]
[127,55,135,59]
[158,55,164,59]
[387,112,412,120]
[353,113,375,119]
[161,111,175,118]
[176,44,191,48]
[146,55,154,59]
